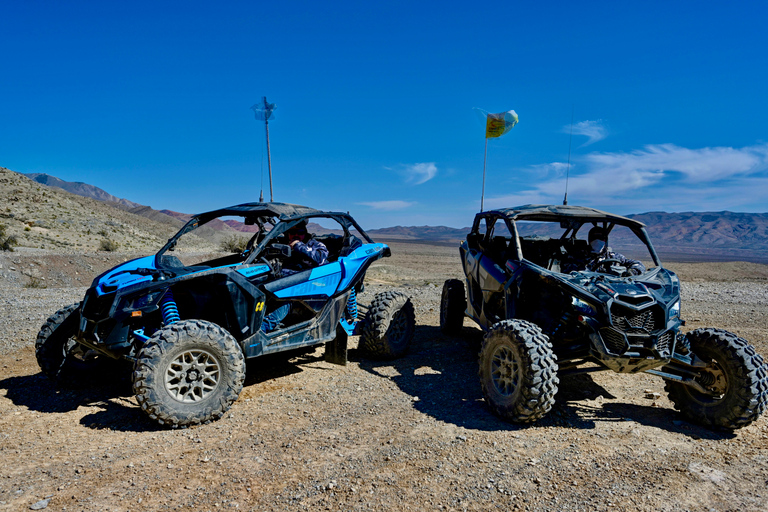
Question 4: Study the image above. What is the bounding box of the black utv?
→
[440,204,767,430]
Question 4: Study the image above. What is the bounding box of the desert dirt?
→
[1,242,767,512]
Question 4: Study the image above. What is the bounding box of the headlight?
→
[572,297,597,316]
[670,300,681,317]
[120,289,167,313]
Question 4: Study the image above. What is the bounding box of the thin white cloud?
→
[357,200,416,211]
[401,162,438,185]
[529,161,570,177]
[485,142,768,212]
[563,119,608,146]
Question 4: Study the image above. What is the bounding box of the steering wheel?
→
[257,243,293,277]
[593,258,626,275]
[258,256,281,278]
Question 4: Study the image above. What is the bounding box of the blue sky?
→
[1,1,766,229]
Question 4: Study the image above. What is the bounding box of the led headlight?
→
[572,297,597,316]
[670,300,681,318]
[120,289,168,313]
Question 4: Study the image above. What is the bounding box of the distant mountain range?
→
[22,172,768,262]
[25,173,143,209]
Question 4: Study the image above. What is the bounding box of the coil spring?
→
[160,289,180,325]
[347,288,358,321]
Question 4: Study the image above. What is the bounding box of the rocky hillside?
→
[1,167,198,254]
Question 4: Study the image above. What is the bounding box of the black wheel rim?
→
[387,310,410,347]
[440,290,449,327]
[491,344,521,396]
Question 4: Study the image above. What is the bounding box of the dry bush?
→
[25,276,47,289]
[0,224,18,251]
[99,238,120,252]
[220,234,249,253]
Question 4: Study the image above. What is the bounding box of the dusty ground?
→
[1,242,767,512]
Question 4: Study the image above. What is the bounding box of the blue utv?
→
[35,202,415,427]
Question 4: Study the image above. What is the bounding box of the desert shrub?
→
[220,234,249,253]
[99,238,120,252]
[25,276,47,289]
[0,224,18,251]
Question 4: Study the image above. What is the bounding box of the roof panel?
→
[482,204,645,227]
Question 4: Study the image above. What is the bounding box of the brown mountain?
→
[5,168,767,262]
[24,173,143,209]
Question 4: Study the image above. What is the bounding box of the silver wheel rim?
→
[491,344,521,396]
[165,349,221,403]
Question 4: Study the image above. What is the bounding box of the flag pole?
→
[481,136,488,212]
[264,97,274,202]
[479,108,517,213]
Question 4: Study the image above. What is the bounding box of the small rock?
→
[30,498,51,510]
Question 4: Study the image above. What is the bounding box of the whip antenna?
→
[251,97,276,202]
[563,106,574,205]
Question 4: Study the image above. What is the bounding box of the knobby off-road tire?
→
[440,279,466,336]
[479,319,559,423]
[360,291,416,359]
[35,303,103,385]
[665,328,768,430]
[133,320,245,428]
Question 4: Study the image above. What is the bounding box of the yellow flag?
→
[485,110,519,138]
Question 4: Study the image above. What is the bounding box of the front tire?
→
[35,303,103,385]
[360,291,416,359]
[665,328,768,429]
[133,320,245,428]
[440,279,466,336]
[479,319,559,423]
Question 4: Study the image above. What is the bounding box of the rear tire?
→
[360,291,416,359]
[35,303,104,385]
[133,320,245,428]
[440,279,466,336]
[665,328,768,429]
[479,319,559,423]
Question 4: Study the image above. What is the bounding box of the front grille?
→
[600,328,628,355]
[611,309,655,331]
[610,303,663,334]
[656,331,673,357]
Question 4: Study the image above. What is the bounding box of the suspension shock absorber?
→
[347,288,358,322]
[160,289,180,325]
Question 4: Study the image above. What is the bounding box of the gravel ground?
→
[1,243,767,512]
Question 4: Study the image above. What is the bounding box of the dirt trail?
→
[1,243,767,511]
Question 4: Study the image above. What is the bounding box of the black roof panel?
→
[482,204,645,227]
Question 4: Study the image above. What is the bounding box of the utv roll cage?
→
[155,202,378,272]
[470,204,662,272]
